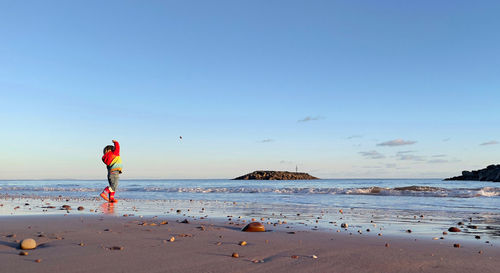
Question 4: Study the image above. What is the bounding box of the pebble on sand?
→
[448,227,461,232]
[35,259,42,263]
[111,246,124,250]
[340,223,348,228]
[169,236,175,242]
[232,252,239,258]
[20,238,37,250]
[238,241,247,246]
[291,255,299,259]
[453,243,460,248]
[242,222,265,232]
[312,255,318,259]
[19,251,28,256]
[61,205,71,210]
[77,206,84,211]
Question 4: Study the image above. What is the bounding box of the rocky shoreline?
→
[234,170,319,180]
[444,164,500,182]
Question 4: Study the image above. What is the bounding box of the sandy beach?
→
[1,212,498,273]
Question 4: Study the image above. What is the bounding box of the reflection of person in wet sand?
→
[100,202,115,215]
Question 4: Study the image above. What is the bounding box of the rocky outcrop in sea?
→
[444,164,500,182]
[234,170,319,180]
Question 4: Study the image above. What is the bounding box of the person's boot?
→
[100,187,110,202]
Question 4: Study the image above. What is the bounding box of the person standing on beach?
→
[100,140,123,202]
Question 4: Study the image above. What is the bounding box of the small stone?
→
[176,210,181,213]
[385,243,389,247]
[406,229,412,233]
[238,241,247,246]
[78,243,85,246]
[448,227,461,232]
[478,250,483,254]
[77,206,84,211]
[216,242,222,246]
[457,222,464,226]
[19,251,28,256]
[169,236,175,242]
[20,238,37,250]
[160,221,168,225]
[340,223,348,228]
[61,205,71,210]
[242,222,265,232]
[7,234,16,238]
[111,246,124,250]
[467,225,478,229]
[180,219,189,224]
[291,255,299,259]
[311,255,318,259]
[287,231,296,234]
[432,237,439,240]
[104,229,111,232]
[475,235,481,239]
[35,259,42,263]
[232,252,239,258]
[453,243,460,248]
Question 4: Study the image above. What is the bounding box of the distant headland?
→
[444,164,500,182]
[234,170,319,180]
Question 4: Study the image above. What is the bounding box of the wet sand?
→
[1,214,499,273]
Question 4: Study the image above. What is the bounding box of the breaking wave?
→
[0,185,498,198]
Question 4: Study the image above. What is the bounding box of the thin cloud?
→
[279,160,293,164]
[359,150,385,159]
[480,140,499,146]
[377,139,417,147]
[443,138,451,142]
[397,154,425,161]
[432,154,447,158]
[347,135,363,139]
[257,139,274,143]
[397,150,416,154]
[297,115,325,123]
[427,159,448,164]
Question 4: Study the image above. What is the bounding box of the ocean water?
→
[1,179,499,241]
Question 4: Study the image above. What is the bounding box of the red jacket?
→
[102,141,122,173]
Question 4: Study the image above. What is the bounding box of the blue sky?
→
[1,0,499,179]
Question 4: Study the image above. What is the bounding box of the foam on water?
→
[1,185,498,198]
